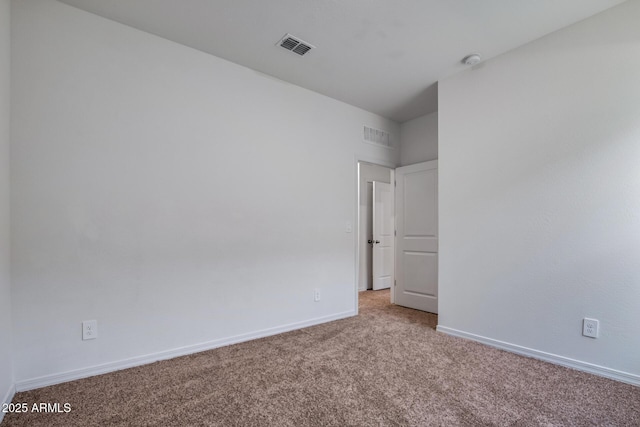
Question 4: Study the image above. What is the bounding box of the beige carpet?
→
[3,290,639,426]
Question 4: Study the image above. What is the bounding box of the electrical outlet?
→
[583,318,599,338]
[82,320,98,340]
[314,288,321,302]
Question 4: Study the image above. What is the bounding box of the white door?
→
[372,181,394,290]
[395,160,438,313]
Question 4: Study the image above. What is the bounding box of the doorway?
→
[357,162,394,294]
[355,160,439,315]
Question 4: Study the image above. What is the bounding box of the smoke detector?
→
[462,53,482,66]
[277,33,315,56]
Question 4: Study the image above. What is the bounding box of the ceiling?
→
[57,0,627,123]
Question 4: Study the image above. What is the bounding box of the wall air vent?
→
[277,33,315,56]
[363,126,393,149]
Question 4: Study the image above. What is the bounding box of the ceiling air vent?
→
[277,33,315,56]
[364,126,393,149]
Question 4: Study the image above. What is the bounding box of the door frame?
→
[354,156,396,315]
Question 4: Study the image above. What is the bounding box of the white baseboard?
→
[436,326,639,387]
[16,310,355,392]
[0,382,16,424]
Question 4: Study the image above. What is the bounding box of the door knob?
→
[367,239,373,244]
[375,240,380,244]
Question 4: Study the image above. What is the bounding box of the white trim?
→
[355,155,396,170]
[437,326,640,387]
[16,310,355,392]
[355,160,362,315]
[397,159,437,174]
[389,168,395,304]
[0,382,16,424]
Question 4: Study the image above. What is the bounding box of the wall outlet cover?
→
[82,320,98,340]
[583,318,599,338]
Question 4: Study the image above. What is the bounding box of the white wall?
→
[0,0,14,413]
[438,0,640,383]
[358,163,391,291]
[11,0,398,386]
[399,111,438,166]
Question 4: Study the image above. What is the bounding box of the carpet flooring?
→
[2,289,639,426]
